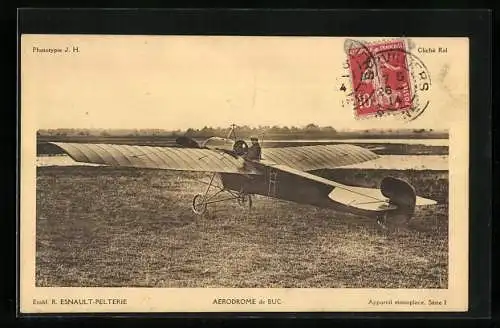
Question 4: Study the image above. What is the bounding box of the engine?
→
[232,140,249,156]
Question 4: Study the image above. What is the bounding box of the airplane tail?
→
[380,176,437,223]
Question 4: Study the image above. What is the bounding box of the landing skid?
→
[376,211,413,232]
[192,173,252,215]
[376,212,388,230]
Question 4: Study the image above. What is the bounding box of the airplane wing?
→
[261,144,379,172]
[49,142,261,174]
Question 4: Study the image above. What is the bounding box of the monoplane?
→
[50,125,437,227]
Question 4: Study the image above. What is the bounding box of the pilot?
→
[245,136,262,160]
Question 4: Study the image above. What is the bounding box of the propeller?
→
[175,136,201,148]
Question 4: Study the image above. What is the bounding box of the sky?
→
[22,35,468,130]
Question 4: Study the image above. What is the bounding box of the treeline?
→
[37,124,448,139]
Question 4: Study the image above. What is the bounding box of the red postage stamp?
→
[347,39,414,118]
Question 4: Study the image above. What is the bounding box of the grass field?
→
[36,166,448,288]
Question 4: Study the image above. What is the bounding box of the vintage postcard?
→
[20,35,469,313]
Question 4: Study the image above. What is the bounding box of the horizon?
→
[36,125,449,132]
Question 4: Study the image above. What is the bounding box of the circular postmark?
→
[341,38,431,122]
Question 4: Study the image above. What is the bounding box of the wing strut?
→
[268,168,278,197]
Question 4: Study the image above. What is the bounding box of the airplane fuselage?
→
[218,161,379,218]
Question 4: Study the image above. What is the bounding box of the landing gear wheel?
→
[237,194,253,210]
[192,194,207,215]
